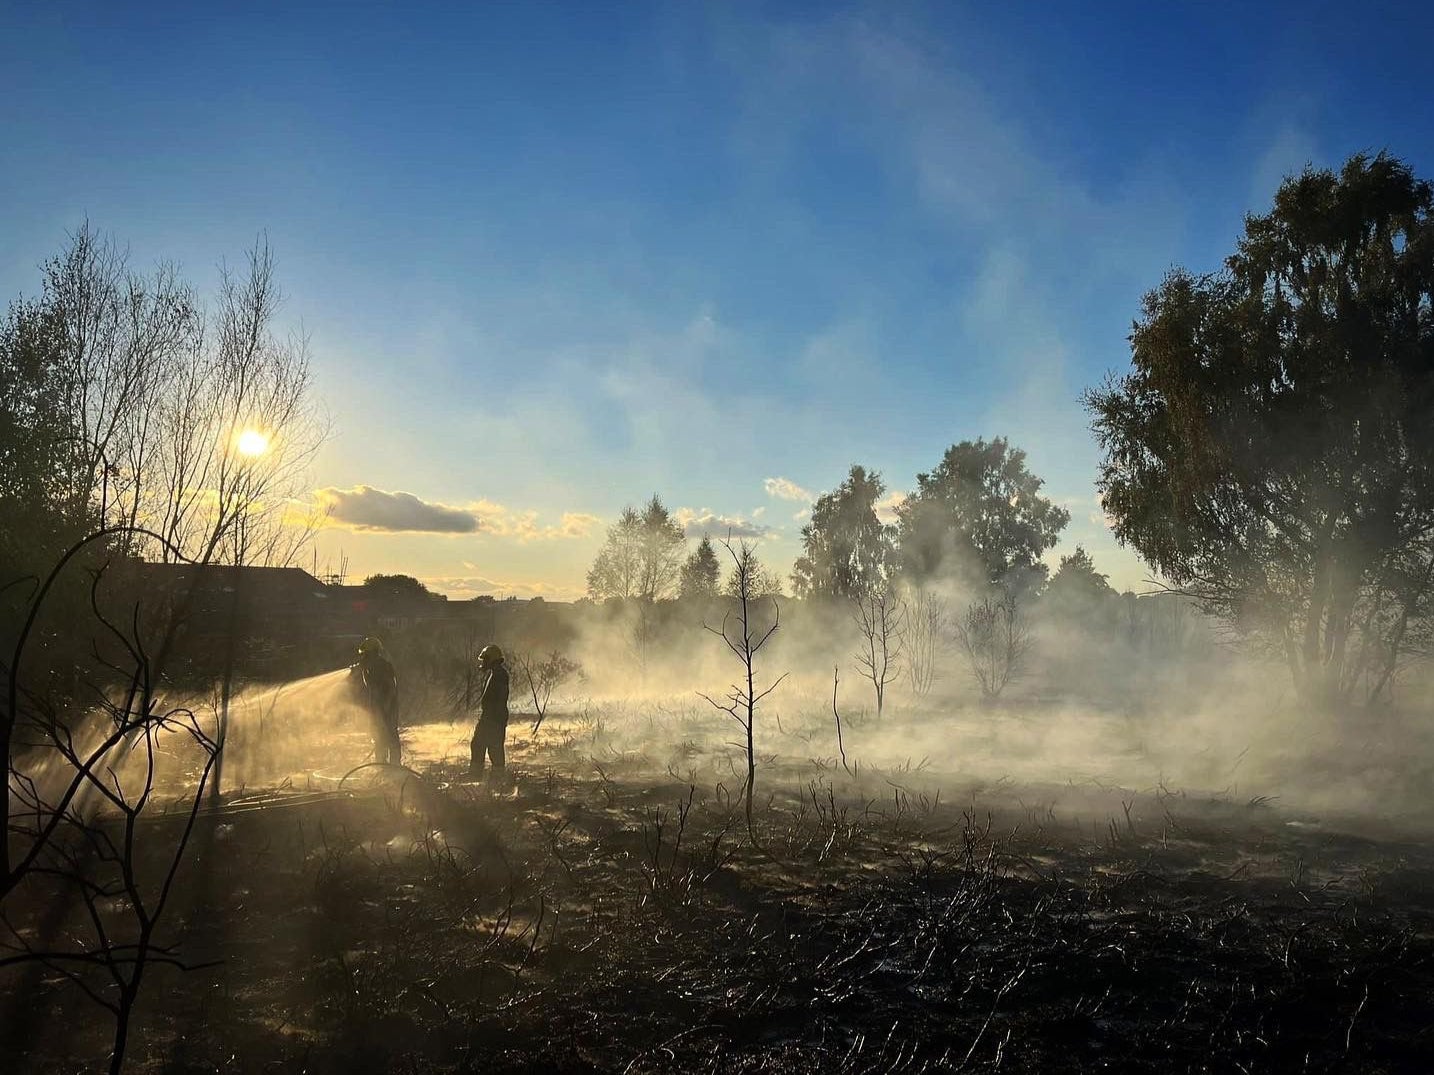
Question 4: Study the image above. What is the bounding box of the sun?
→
[236,429,270,457]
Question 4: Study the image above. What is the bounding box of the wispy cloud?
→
[764,476,814,503]
[474,500,602,542]
[314,486,477,533]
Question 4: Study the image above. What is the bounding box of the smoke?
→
[69,669,413,803]
[51,584,1432,839]
[491,582,1434,835]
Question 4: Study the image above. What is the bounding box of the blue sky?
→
[4,1,1432,598]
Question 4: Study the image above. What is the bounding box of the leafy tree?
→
[792,464,895,600]
[1086,154,1434,704]
[0,225,323,572]
[633,495,688,600]
[679,534,721,599]
[895,437,1069,591]
[362,573,432,599]
[586,494,687,601]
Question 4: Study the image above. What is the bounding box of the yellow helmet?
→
[477,644,503,665]
[358,636,385,655]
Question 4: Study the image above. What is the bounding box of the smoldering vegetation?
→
[9,586,1434,1072]
[8,679,1434,1072]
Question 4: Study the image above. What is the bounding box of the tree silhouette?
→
[362,573,432,600]
[1043,546,1115,617]
[679,535,721,600]
[1087,153,1434,704]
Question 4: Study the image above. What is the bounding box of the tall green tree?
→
[679,535,721,599]
[1086,154,1434,704]
[894,437,1069,591]
[586,494,687,601]
[792,464,894,600]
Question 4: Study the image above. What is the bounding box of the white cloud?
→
[764,476,814,503]
[874,490,907,524]
[675,507,773,540]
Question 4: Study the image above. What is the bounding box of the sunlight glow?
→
[236,429,270,457]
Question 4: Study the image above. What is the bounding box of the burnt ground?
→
[6,709,1434,1073]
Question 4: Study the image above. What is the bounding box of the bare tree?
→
[39,225,196,550]
[954,591,1031,700]
[2,530,221,1074]
[514,650,583,733]
[901,586,949,696]
[444,619,487,713]
[27,225,325,571]
[149,240,326,568]
[852,588,905,718]
[699,537,787,835]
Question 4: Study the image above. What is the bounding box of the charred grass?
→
[7,730,1434,1073]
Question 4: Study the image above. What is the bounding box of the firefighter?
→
[469,644,510,781]
[351,636,402,765]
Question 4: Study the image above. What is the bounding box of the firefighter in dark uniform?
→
[351,636,402,765]
[469,644,510,780]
